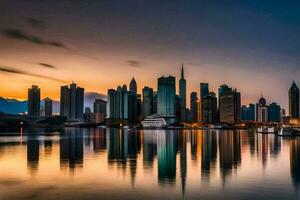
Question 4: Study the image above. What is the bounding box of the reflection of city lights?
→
[20,127,23,144]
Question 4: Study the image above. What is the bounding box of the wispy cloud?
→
[3,29,66,48]
[127,60,141,68]
[0,66,68,83]
[38,63,56,69]
[24,17,45,29]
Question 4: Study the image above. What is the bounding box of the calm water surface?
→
[0,128,299,200]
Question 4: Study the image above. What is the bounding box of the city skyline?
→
[2,2,300,199]
[1,1,300,110]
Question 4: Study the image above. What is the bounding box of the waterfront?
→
[0,128,299,200]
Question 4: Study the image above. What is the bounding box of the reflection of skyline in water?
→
[290,138,300,190]
[219,130,241,184]
[0,128,299,198]
[60,128,84,170]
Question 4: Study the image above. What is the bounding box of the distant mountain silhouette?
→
[0,97,27,114]
[84,92,107,111]
[0,92,106,114]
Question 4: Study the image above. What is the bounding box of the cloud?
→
[38,63,56,69]
[127,60,141,68]
[3,29,66,48]
[3,29,99,61]
[84,92,107,110]
[0,66,68,83]
[24,17,45,29]
[85,92,107,101]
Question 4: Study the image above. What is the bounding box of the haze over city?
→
[1,0,300,109]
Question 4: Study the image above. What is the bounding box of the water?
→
[0,128,299,200]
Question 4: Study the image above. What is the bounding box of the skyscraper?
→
[256,96,268,123]
[116,85,129,119]
[44,97,52,116]
[28,85,40,116]
[107,89,117,119]
[157,76,176,116]
[179,64,186,121]
[190,92,198,122]
[137,94,142,123]
[202,92,217,124]
[128,91,137,125]
[129,78,137,94]
[289,81,299,118]
[76,86,84,119]
[219,85,241,123]
[142,86,154,117]
[241,104,255,121]
[241,105,248,121]
[60,83,84,120]
[200,83,209,100]
[93,99,106,124]
[268,102,281,123]
[248,104,255,121]
[60,85,70,118]
[200,83,209,121]
[176,95,182,121]
[107,85,128,119]
[153,91,158,114]
[94,99,106,114]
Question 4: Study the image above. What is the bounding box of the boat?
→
[256,126,275,134]
[278,127,294,136]
[294,128,300,136]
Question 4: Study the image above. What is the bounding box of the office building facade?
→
[28,85,41,116]
[289,81,299,118]
[60,83,84,120]
[190,92,198,122]
[157,76,176,116]
[142,86,154,117]
[202,92,217,124]
[219,85,241,123]
[44,97,52,116]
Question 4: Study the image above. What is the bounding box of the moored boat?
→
[256,126,275,134]
[278,127,294,136]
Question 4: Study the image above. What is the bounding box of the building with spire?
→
[289,81,299,118]
[129,78,137,94]
[179,64,186,122]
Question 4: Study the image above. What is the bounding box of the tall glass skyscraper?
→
[129,78,137,94]
[157,76,176,116]
[202,92,217,124]
[107,85,129,120]
[142,86,154,117]
[218,85,241,123]
[28,85,40,116]
[200,83,209,122]
[200,83,209,100]
[268,102,281,123]
[179,64,186,121]
[289,81,299,118]
[44,97,52,116]
[60,83,84,120]
[190,92,198,122]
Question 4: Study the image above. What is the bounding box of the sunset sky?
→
[1,0,300,109]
